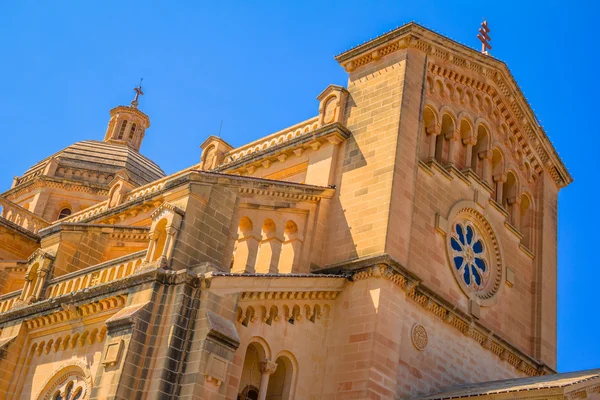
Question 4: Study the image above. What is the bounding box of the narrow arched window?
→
[117,120,128,140]
[58,208,72,220]
[128,123,137,140]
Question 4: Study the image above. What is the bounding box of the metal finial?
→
[131,78,144,108]
[477,20,492,55]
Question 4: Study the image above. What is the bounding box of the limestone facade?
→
[0,22,588,400]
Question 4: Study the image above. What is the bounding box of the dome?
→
[16,140,165,188]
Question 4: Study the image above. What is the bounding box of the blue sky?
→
[0,1,596,372]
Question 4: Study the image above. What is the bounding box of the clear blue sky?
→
[0,1,596,372]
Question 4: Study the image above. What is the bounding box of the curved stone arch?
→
[247,335,272,360]
[34,359,92,400]
[425,74,434,93]
[445,200,505,306]
[438,105,458,125]
[457,112,475,141]
[433,76,445,97]
[272,349,300,398]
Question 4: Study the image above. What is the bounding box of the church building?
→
[0,22,596,400]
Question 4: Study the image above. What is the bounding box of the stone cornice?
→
[109,105,150,127]
[334,22,571,188]
[3,175,110,200]
[316,253,554,377]
[38,222,150,239]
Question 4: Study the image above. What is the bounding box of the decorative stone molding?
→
[317,254,546,377]
[34,359,92,400]
[335,22,570,187]
[317,84,349,126]
[439,201,504,306]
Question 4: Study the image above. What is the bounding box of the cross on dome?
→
[131,78,144,108]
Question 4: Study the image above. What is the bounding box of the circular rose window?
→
[450,222,488,289]
[445,204,503,305]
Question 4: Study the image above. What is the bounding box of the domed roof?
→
[17,140,165,188]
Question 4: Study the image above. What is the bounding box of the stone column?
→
[32,269,48,300]
[493,174,507,204]
[509,197,521,227]
[428,126,441,160]
[446,131,459,166]
[464,137,476,170]
[257,360,278,400]
[146,231,159,262]
[480,150,493,185]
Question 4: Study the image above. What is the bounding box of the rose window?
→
[450,222,488,290]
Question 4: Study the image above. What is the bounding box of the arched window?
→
[502,172,518,223]
[436,114,455,164]
[128,123,137,140]
[117,120,128,140]
[238,386,259,400]
[57,208,72,220]
[238,343,267,399]
[231,217,259,273]
[255,219,281,274]
[266,355,296,400]
[278,220,300,273]
[491,149,504,202]
[422,107,438,161]
[471,125,489,181]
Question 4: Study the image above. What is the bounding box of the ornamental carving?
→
[411,323,428,351]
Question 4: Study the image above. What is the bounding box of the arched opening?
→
[422,107,437,161]
[238,342,267,400]
[435,113,454,164]
[117,120,128,140]
[520,193,533,249]
[152,219,168,262]
[231,217,259,273]
[458,118,473,170]
[57,207,72,220]
[266,355,295,400]
[491,149,504,202]
[471,125,489,180]
[502,172,518,223]
[278,220,299,274]
[255,219,281,274]
[128,123,137,140]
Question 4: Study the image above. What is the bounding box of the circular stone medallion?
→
[411,323,428,351]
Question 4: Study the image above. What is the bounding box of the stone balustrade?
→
[0,291,20,313]
[0,197,50,233]
[45,251,147,299]
[223,117,320,164]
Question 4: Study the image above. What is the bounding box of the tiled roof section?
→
[20,140,165,187]
[418,369,600,399]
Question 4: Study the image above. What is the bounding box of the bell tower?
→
[103,82,150,152]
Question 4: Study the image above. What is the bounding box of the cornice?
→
[109,105,151,127]
[316,253,553,377]
[334,22,571,188]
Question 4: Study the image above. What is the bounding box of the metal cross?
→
[477,20,492,55]
[131,78,144,108]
